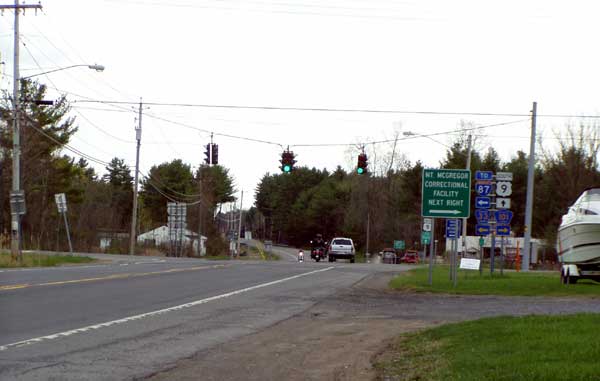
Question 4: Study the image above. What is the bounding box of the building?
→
[137,225,207,255]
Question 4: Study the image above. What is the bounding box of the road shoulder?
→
[146,273,600,381]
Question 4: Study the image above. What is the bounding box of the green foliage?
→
[196,164,236,205]
[102,157,133,231]
[0,252,95,268]
[140,159,195,227]
[389,266,600,297]
[376,314,600,381]
[0,79,88,249]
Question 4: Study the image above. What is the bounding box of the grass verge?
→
[0,252,96,268]
[375,314,600,381]
[389,266,600,297]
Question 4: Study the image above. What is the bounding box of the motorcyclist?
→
[310,234,326,261]
[311,234,326,250]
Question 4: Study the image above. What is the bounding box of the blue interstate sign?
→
[496,225,511,236]
[495,210,514,225]
[475,197,491,209]
[475,171,494,181]
[475,183,492,196]
[475,209,490,222]
[475,224,491,236]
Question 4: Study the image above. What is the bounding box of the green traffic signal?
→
[357,167,364,174]
[283,164,291,172]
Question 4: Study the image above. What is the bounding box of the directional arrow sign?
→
[475,196,491,209]
[475,224,491,236]
[496,224,511,236]
[496,197,511,209]
[422,169,471,218]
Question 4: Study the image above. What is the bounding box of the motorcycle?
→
[311,247,325,262]
[297,250,304,262]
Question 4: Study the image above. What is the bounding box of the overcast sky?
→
[1,0,599,207]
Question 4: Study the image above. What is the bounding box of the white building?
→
[137,225,207,255]
[445,235,543,263]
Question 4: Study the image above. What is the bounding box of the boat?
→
[557,188,600,283]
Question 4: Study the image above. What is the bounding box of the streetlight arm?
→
[403,131,450,148]
[21,64,105,80]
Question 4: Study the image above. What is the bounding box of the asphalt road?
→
[0,249,410,380]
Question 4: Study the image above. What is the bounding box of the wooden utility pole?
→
[129,99,142,256]
[522,102,537,271]
[1,1,43,262]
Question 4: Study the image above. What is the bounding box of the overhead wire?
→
[16,40,137,145]
[102,0,435,22]
[73,99,600,119]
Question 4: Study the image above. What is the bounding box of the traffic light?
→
[280,150,296,173]
[204,144,211,165]
[203,143,218,165]
[357,153,368,174]
[211,144,218,165]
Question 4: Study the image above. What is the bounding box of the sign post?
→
[428,219,435,285]
[54,193,73,255]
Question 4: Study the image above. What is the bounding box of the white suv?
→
[328,237,355,263]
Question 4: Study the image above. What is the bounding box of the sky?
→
[1,0,600,208]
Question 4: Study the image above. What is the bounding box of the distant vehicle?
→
[557,187,600,284]
[328,237,355,263]
[381,248,397,264]
[311,247,326,262]
[400,250,419,264]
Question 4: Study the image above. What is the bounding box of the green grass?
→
[0,252,96,268]
[375,314,600,381]
[389,266,600,297]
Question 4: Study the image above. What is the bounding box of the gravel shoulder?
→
[147,273,600,381]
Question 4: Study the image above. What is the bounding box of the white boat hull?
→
[557,222,600,264]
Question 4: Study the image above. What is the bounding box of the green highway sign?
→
[394,240,405,250]
[421,231,431,244]
[422,169,471,218]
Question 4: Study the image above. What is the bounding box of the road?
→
[0,249,410,380]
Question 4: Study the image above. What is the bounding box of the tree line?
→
[2,81,598,257]
[252,125,600,256]
[0,80,235,255]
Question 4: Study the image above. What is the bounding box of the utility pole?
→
[365,212,370,259]
[129,99,142,256]
[236,190,243,256]
[1,1,43,262]
[523,102,537,272]
[462,134,472,257]
[197,167,203,257]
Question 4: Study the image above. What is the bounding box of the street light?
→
[10,63,104,260]
[21,64,105,80]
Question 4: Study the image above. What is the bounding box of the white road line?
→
[0,267,334,352]
[134,260,166,265]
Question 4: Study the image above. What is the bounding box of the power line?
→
[291,119,529,147]
[72,99,600,119]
